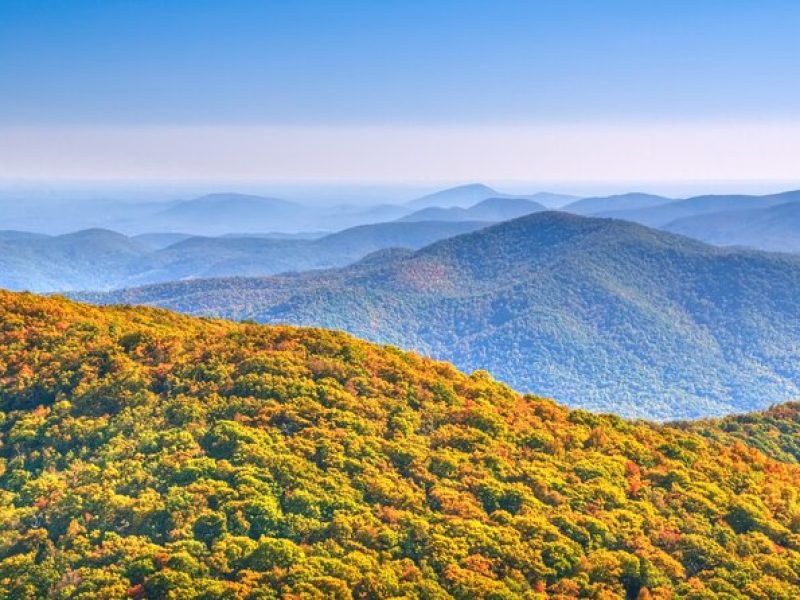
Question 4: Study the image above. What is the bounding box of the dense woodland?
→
[2,291,800,598]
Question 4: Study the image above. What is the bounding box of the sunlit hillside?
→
[2,291,800,598]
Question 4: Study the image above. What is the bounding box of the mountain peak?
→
[407,183,499,208]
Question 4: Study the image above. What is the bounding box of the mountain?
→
[406,183,501,208]
[524,191,581,208]
[127,220,490,287]
[0,197,183,235]
[598,190,800,227]
[3,290,800,598]
[81,212,800,420]
[663,201,800,253]
[562,192,673,215]
[407,185,578,211]
[0,221,489,292]
[399,197,547,223]
[0,228,149,292]
[153,193,304,235]
[0,230,50,242]
[133,232,195,250]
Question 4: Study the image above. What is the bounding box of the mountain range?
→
[4,184,800,254]
[596,190,800,227]
[663,201,800,253]
[0,186,579,236]
[405,183,578,209]
[399,197,547,222]
[561,192,674,215]
[3,289,800,598]
[78,212,800,420]
[0,220,489,292]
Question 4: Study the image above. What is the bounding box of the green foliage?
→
[2,290,800,598]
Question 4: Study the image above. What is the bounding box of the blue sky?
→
[1,0,799,185]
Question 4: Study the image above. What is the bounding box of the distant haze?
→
[3,2,800,186]
[3,123,800,186]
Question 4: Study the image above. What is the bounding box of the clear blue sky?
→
[1,1,799,185]
[2,0,798,125]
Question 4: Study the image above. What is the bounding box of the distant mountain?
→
[598,190,800,227]
[218,231,329,240]
[153,193,304,235]
[407,184,577,211]
[399,197,547,222]
[80,212,800,419]
[0,220,489,292]
[663,201,800,253]
[0,230,50,243]
[0,197,183,235]
[406,183,500,208]
[563,192,673,215]
[126,220,490,286]
[132,232,195,250]
[525,191,581,208]
[0,186,578,236]
[0,228,148,292]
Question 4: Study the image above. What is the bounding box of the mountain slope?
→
[82,212,800,419]
[0,228,149,292]
[0,221,489,292]
[124,220,491,287]
[399,197,547,223]
[153,193,304,235]
[599,190,800,227]
[663,201,800,253]
[562,192,673,215]
[406,183,500,208]
[3,290,800,598]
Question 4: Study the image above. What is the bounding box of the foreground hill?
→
[3,291,800,598]
[0,221,488,292]
[82,212,800,419]
[663,202,800,253]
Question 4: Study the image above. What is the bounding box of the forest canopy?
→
[1,290,800,599]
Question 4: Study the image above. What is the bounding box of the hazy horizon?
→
[3,1,800,185]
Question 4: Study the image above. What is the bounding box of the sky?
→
[1,0,800,189]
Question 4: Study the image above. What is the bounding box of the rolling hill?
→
[3,289,800,598]
[406,184,578,210]
[663,201,800,253]
[0,228,149,292]
[0,221,490,292]
[153,193,305,235]
[597,190,800,227]
[406,183,503,208]
[562,192,673,215]
[80,212,800,420]
[399,197,547,223]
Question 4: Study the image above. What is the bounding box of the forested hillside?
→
[2,291,800,598]
[81,212,800,419]
[663,202,800,253]
[0,221,488,292]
